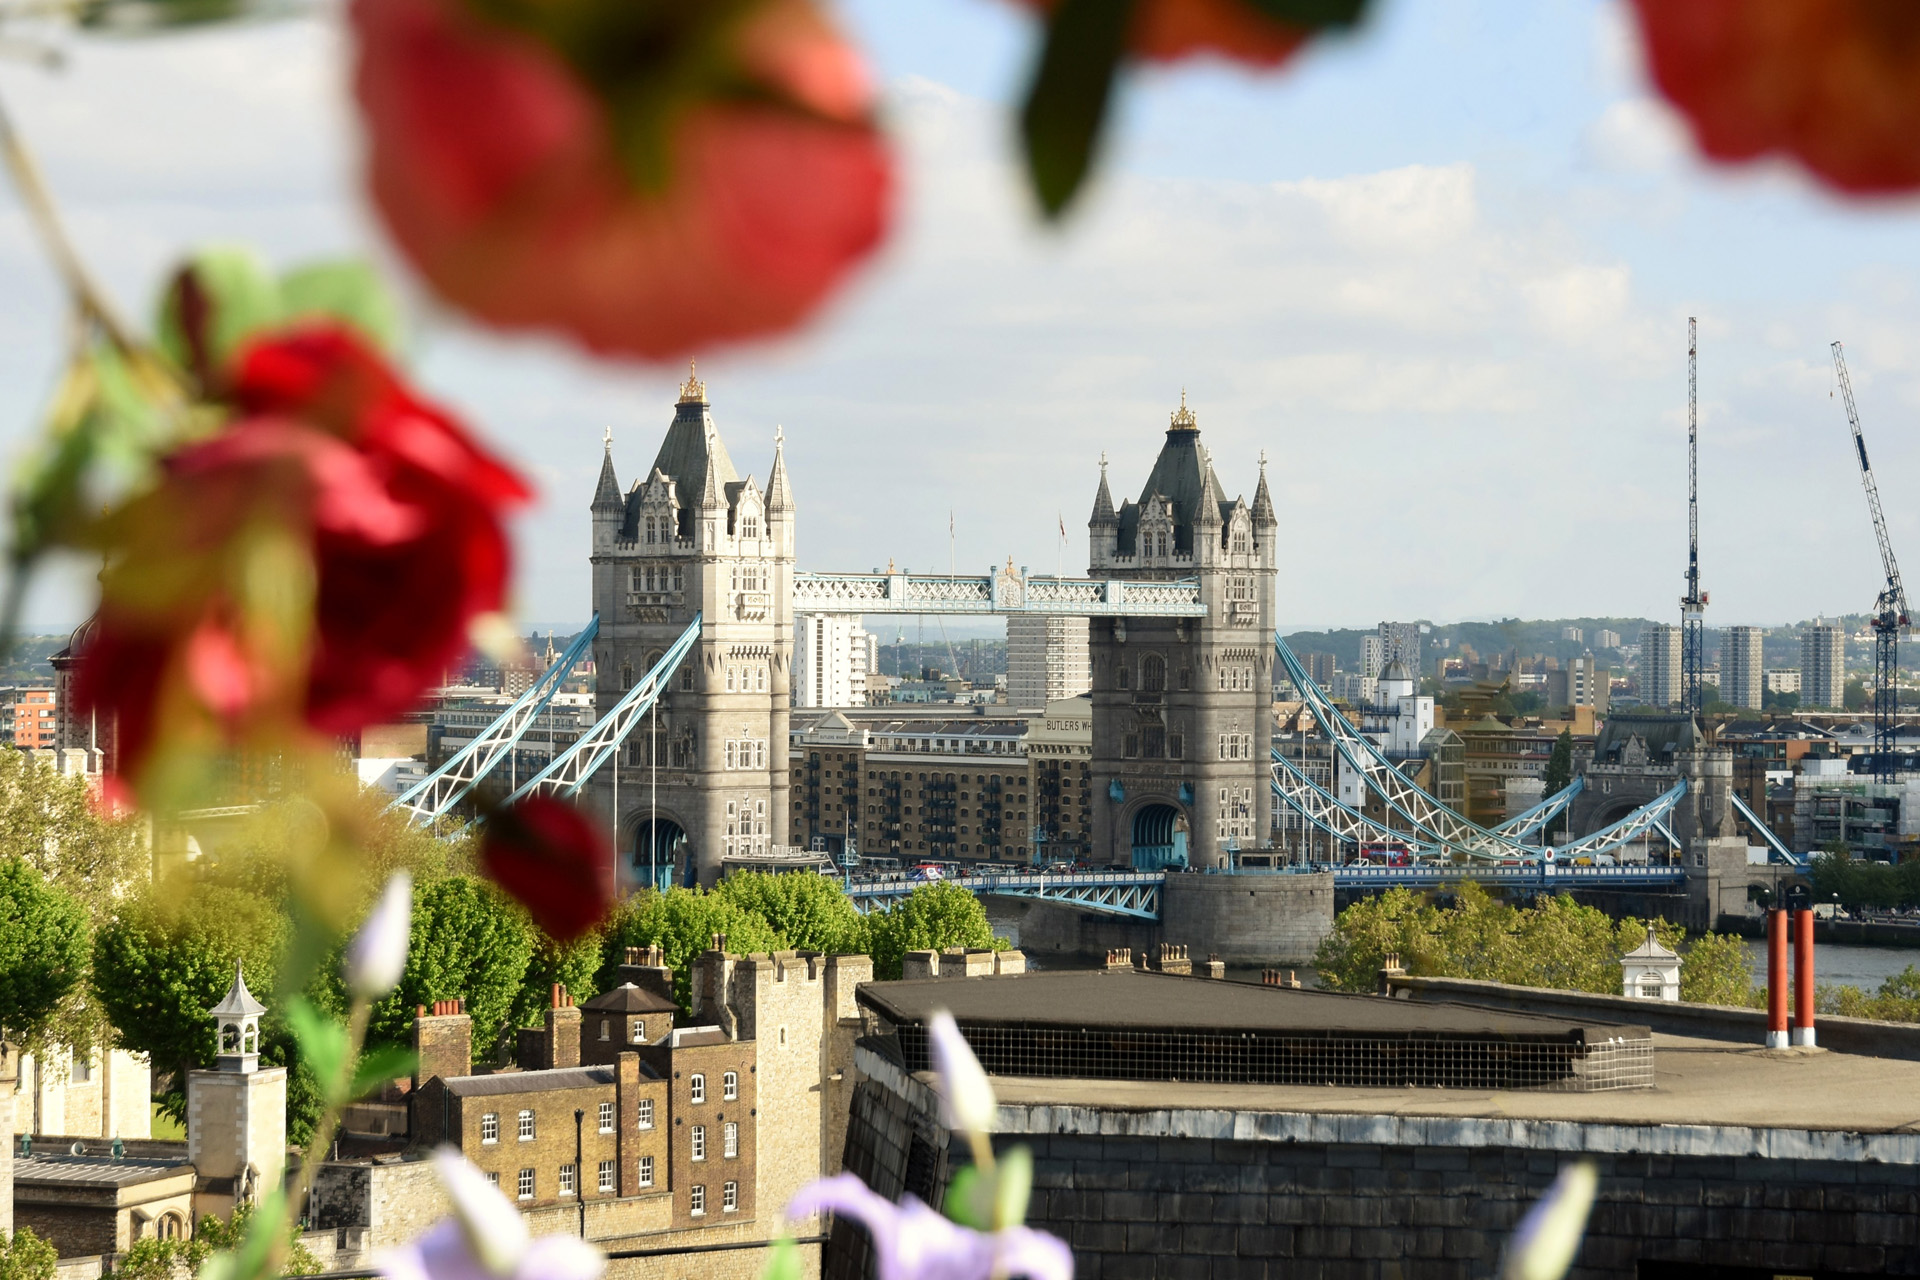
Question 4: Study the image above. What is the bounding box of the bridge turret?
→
[1089,452,1118,569]
[592,430,623,553]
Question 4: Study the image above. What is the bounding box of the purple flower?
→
[788,1173,1071,1280]
[376,1150,602,1280]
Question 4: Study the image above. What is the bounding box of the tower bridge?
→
[393,367,1785,930]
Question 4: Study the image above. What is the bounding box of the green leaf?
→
[284,997,347,1095]
[942,1164,991,1230]
[1019,0,1137,219]
[993,1145,1034,1229]
[155,247,283,393]
[759,1237,801,1280]
[348,1045,417,1101]
[77,0,314,34]
[197,1187,286,1280]
[280,261,404,355]
[1238,0,1370,27]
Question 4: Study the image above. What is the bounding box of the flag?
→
[1058,513,1067,541]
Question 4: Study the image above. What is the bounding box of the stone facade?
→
[2,1039,15,1235]
[14,1047,151,1142]
[590,368,795,886]
[1087,398,1278,869]
[11,1160,194,1257]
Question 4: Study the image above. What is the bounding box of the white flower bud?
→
[344,872,412,1000]
[928,1010,996,1135]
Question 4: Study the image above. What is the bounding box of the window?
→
[1116,665,1130,690]
[559,1164,576,1197]
[598,1160,616,1194]
[691,1125,706,1160]
[690,1073,706,1103]
[517,1168,535,1201]
[1639,980,1662,999]
[723,1122,738,1158]
[598,1101,615,1133]
[517,1110,535,1141]
[1141,654,1165,692]
[723,1181,738,1213]
[637,1098,654,1129]
[481,1113,499,1144]
[690,1185,706,1217]
[722,1070,738,1100]
[485,1172,499,1187]
[598,1019,610,1042]
[637,1156,654,1188]
[742,516,760,539]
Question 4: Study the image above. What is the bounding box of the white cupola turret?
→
[209,960,266,1072]
[1621,926,1681,1002]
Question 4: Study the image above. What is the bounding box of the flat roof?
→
[858,969,1640,1043]
[977,1033,1920,1137]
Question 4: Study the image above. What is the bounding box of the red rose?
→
[350,0,894,360]
[1632,0,1920,194]
[77,326,529,797]
[480,796,615,941]
[1010,0,1308,66]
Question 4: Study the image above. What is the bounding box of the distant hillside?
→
[1,635,63,685]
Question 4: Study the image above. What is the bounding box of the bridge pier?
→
[991,872,1334,967]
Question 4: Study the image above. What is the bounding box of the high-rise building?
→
[1801,624,1846,709]
[1641,623,1682,708]
[1594,629,1622,650]
[1304,652,1337,690]
[1006,615,1091,711]
[1546,652,1610,713]
[1561,626,1584,643]
[793,614,874,709]
[1722,626,1764,711]
[1358,634,1386,679]
[1376,622,1422,677]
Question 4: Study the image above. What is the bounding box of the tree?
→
[1845,679,1870,711]
[364,875,534,1061]
[596,888,782,1013]
[1763,689,1800,714]
[1679,932,1753,1006]
[0,1228,56,1280]
[90,884,330,1140]
[0,858,89,1050]
[714,871,865,954]
[860,882,1002,981]
[1542,729,1573,841]
[509,931,603,1034]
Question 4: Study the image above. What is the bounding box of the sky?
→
[4,0,1920,638]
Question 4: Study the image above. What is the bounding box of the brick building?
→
[788,696,1093,865]
[314,943,871,1271]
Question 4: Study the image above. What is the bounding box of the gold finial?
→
[1170,387,1197,430]
[678,358,707,405]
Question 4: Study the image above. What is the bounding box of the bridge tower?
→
[589,366,794,888]
[1087,394,1278,870]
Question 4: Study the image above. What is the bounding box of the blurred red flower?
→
[1632,0,1920,194]
[1010,0,1307,66]
[480,796,615,941]
[351,0,894,360]
[77,326,528,798]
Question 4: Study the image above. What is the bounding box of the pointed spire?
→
[210,959,266,1018]
[1194,453,1223,526]
[592,430,623,513]
[1090,450,1116,526]
[767,424,793,513]
[1252,448,1277,527]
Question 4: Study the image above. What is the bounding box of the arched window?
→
[1141,655,1166,692]
[1116,665,1130,690]
[622,662,634,690]
[645,517,656,544]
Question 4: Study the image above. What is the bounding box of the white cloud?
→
[1583,96,1689,173]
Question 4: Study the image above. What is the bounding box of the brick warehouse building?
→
[834,963,1920,1280]
[312,944,870,1272]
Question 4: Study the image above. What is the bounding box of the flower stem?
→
[261,999,371,1280]
[0,86,142,355]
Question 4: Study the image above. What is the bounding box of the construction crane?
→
[1830,341,1910,781]
[1681,318,1707,716]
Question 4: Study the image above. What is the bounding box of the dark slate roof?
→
[442,1066,616,1097]
[1593,709,1702,763]
[581,983,677,1014]
[1117,422,1231,556]
[14,1156,194,1188]
[650,400,738,513]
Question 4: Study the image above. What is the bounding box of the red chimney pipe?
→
[1766,908,1789,1050]
[1792,905,1816,1047]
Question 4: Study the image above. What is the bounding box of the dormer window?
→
[742,515,760,539]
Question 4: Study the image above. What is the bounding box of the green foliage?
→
[1845,679,1870,712]
[1542,729,1573,839]
[509,931,604,1033]
[597,888,783,1013]
[713,871,865,954]
[1806,849,1920,909]
[108,1207,319,1280]
[0,858,90,1047]
[860,882,1002,981]
[1763,689,1800,713]
[1313,883,1749,1005]
[0,1227,57,1280]
[365,875,534,1061]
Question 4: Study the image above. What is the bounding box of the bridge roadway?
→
[843,862,1689,920]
